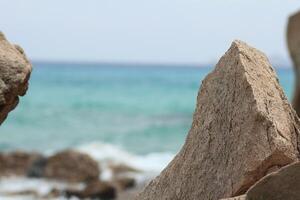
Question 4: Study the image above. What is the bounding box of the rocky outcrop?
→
[0,151,42,176]
[287,10,300,115]
[44,150,100,182]
[0,32,32,125]
[136,40,300,200]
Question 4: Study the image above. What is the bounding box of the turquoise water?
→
[0,62,294,155]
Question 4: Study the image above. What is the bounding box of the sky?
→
[0,0,300,65]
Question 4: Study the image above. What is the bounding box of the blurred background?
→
[0,0,299,199]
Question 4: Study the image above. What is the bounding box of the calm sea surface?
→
[0,62,294,156]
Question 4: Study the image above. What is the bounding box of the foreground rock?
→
[44,150,100,182]
[0,32,32,125]
[0,151,42,176]
[136,40,300,200]
[287,10,300,115]
[245,161,300,200]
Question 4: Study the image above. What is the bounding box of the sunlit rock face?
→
[136,40,300,200]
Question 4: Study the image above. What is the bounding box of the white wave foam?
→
[0,177,83,199]
[76,141,175,181]
[0,142,175,199]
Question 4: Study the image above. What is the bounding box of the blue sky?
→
[0,0,299,65]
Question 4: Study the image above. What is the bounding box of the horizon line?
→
[30,60,292,69]
[31,60,213,68]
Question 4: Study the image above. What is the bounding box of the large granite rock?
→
[0,32,32,124]
[44,150,100,182]
[287,10,300,115]
[136,40,300,200]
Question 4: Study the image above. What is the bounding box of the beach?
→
[0,62,294,199]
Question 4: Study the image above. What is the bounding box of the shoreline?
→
[0,145,170,200]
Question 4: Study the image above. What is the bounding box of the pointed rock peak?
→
[218,40,271,70]
[229,39,254,51]
[211,40,275,88]
[136,41,300,200]
[225,40,265,57]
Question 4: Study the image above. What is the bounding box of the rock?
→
[64,189,83,198]
[0,151,42,176]
[245,161,300,200]
[65,180,116,199]
[0,32,32,125]
[3,189,39,198]
[136,40,300,200]
[220,195,246,200]
[43,188,62,198]
[82,181,117,199]
[109,163,140,176]
[113,177,136,190]
[287,10,300,115]
[44,150,100,182]
[27,156,48,177]
[117,178,148,200]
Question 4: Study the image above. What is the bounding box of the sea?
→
[0,62,295,199]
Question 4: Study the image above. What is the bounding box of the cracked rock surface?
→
[0,32,32,125]
[136,40,300,200]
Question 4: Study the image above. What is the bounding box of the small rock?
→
[65,180,116,199]
[44,150,100,182]
[3,189,39,197]
[27,156,47,177]
[113,177,136,190]
[65,189,84,199]
[0,151,42,176]
[109,163,140,176]
[220,195,246,200]
[43,188,61,198]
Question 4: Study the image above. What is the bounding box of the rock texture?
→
[245,161,300,200]
[44,150,100,182]
[0,32,32,124]
[287,10,300,115]
[136,40,300,200]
